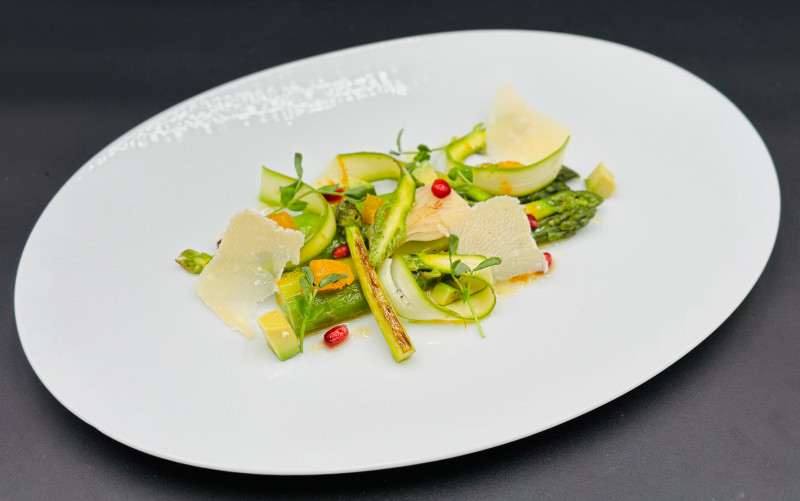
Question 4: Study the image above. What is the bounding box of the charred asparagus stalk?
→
[337,201,415,362]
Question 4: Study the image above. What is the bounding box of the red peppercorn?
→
[431,179,451,198]
[331,243,350,259]
[216,239,222,248]
[324,325,349,347]
[526,213,538,230]
[543,252,552,268]
[323,187,345,204]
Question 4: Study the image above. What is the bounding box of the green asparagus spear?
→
[175,249,212,274]
[337,201,415,362]
[276,265,369,335]
[516,181,571,204]
[367,168,416,267]
[516,167,581,203]
[525,190,603,220]
[335,199,364,228]
[554,166,580,183]
[533,206,599,244]
[525,190,603,243]
[452,183,494,202]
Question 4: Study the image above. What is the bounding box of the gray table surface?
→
[3,1,799,498]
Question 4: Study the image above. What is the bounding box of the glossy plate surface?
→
[15,31,779,474]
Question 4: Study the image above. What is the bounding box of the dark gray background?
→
[3,0,798,498]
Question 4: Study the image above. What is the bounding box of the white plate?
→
[15,30,779,474]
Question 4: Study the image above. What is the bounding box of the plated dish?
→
[176,83,615,363]
[14,31,779,474]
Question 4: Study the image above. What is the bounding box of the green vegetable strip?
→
[292,212,324,243]
[447,126,486,160]
[276,267,369,334]
[446,125,568,196]
[525,191,603,220]
[346,225,415,362]
[452,184,494,202]
[367,169,416,267]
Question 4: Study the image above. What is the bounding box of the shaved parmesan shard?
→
[486,84,571,166]
[440,196,548,281]
[197,210,304,340]
[405,185,470,242]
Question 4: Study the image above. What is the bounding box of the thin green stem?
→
[297,289,317,352]
[464,275,485,338]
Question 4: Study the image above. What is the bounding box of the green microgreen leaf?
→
[279,184,297,207]
[298,276,311,298]
[460,167,474,183]
[317,273,349,289]
[453,260,471,276]
[343,186,369,203]
[300,266,315,290]
[448,234,459,261]
[473,257,502,272]
[316,184,341,194]
[287,200,308,212]
[295,295,307,316]
[293,152,304,179]
[412,144,428,163]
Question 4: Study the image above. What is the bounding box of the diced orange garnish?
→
[309,259,355,291]
[496,161,524,168]
[361,194,386,224]
[267,211,299,230]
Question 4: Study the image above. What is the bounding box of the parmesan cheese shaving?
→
[197,210,304,340]
[405,185,470,242]
[486,84,571,166]
[439,196,548,280]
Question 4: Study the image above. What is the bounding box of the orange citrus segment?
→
[267,211,299,231]
[309,259,355,291]
[361,194,386,224]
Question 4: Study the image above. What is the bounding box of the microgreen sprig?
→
[296,266,349,351]
[448,165,474,185]
[270,153,372,216]
[447,235,501,338]
[389,128,442,165]
[274,153,309,213]
[316,183,371,204]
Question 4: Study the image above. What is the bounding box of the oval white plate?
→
[15,31,779,474]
